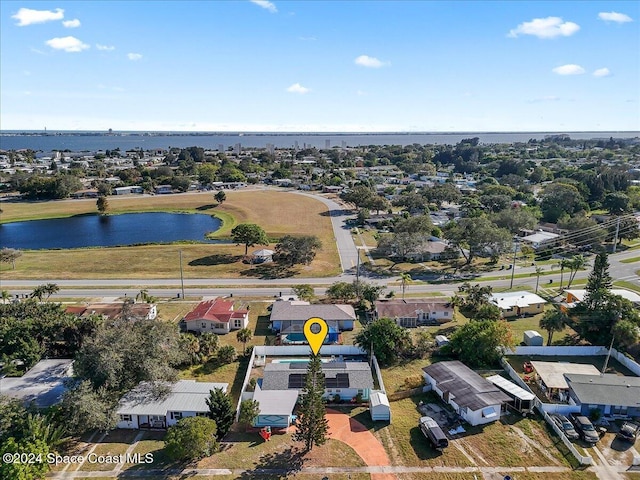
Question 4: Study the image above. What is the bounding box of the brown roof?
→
[375,299,452,318]
[183,298,247,324]
[65,303,153,320]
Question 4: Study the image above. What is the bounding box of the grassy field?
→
[0,190,341,279]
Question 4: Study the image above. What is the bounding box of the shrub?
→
[403,374,426,390]
[217,345,237,364]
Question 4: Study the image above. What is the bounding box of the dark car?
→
[570,414,599,444]
[551,413,579,440]
[616,422,639,442]
[419,416,449,450]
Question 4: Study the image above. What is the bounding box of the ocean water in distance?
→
[0,131,638,152]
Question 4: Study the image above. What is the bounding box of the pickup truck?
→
[419,416,449,450]
[616,422,640,442]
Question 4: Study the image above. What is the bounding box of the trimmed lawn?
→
[157,301,198,322]
[506,311,577,346]
[620,256,640,264]
[73,430,139,472]
[0,190,340,279]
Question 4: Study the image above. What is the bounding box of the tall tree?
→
[0,248,22,270]
[214,190,226,204]
[231,223,269,255]
[96,195,109,215]
[583,251,612,310]
[355,317,411,366]
[566,255,586,288]
[293,354,329,452]
[447,320,513,368]
[399,273,412,300]
[443,217,511,264]
[238,399,260,428]
[531,266,544,294]
[326,282,356,302]
[275,235,322,266]
[292,284,315,302]
[539,309,568,345]
[206,387,235,441]
[236,327,253,355]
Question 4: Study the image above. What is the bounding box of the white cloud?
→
[250,0,277,13]
[127,53,143,61]
[62,19,81,28]
[593,67,611,77]
[598,11,633,23]
[45,36,89,53]
[552,64,585,75]
[528,95,560,103]
[12,7,64,26]
[286,83,310,94]
[354,55,389,68]
[508,17,580,38]
[96,44,115,51]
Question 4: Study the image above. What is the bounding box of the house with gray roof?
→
[270,301,356,340]
[116,380,228,429]
[251,385,299,430]
[565,373,640,418]
[423,361,511,426]
[0,359,73,408]
[261,360,374,402]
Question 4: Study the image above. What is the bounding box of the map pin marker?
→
[303,317,328,355]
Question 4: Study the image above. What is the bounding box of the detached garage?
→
[369,391,391,422]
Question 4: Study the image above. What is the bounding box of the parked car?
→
[550,413,579,440]
[616,422,640,442]
[419,416,449,450]
[570,413,599,444]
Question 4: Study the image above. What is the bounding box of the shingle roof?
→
[117,380,228,416]
[270,301,356,322]
[375,299,453,318]
[422,361,511,411]
[565,373,640,408]
[262,361,373,391]
[183,299,247,324]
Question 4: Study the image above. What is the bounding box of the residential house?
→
[181,298,249,334]
[565,373,640,418]
[116,380,228,429]
[155,185,172,194]
[114,186,143,195]
[65,302,157,321]
[529,361,600,402]
[489,291,547,318]
[422,361,511,426]
[520,231,559,250]
[374,299,454,328]
[261,360,374,402]
[562,289,640,310]
[269,301,356,342]
[0,359,74,408]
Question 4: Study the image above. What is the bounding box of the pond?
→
[0,212,222,250]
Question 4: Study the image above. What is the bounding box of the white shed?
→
[435,335,449,347]
[523,330,544,346]
[369,391,391,422]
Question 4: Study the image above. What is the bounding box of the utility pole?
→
[612,216,621,253]
[179,250,185,300]
[509,237,518,289]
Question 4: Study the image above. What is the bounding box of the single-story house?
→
[374,299,454,327]
[422,361,511,426]
[529,361,600,402]
[252,249,274,263]
[565,373,640,418]
[181,298,249,334]
[489,291,547,318]
[251,384,299,430]
[113,185,143,195]
[261,360,374,402]
[116,380,228,429]
[562,289,640,310]
[270,300,356,335]
[65,302,157,321]
[520,231,559,249]
[369,391,391,421]
[0,359,74,408]
[155,184,172,194]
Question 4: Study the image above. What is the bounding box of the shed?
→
[435,335,449,347]
[369,391,391,422]
[486,375,536,415]
[523,330,544,346]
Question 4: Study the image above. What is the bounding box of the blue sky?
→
[1,1,638,132]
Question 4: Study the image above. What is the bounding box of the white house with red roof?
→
[180,298,249,334]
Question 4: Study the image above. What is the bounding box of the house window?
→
[444,312,449,316]
[201,322,206,329]
[327,389,332,393]
[120,414,132,422]
[357,389,364,395]
[234,319,242,328]
[196,412,208,417]
[335,389,341,393]
[171,412,182,420]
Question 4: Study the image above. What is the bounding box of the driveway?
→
[325,408,396,480]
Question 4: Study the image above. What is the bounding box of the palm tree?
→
[553,259,571,292]
[531,266,544,294]
[539,309,568,345]
[236,328,253,355]
[399,273,412,300]
[1,290,10,304]
[566,255,586,289]
[30,283,57,301]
